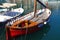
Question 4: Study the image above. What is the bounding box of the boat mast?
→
[13,0,15,3]
[34,0,37,17]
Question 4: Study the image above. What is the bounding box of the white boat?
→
[11,8,24,13]
[0,3,24,26]
[0,8,24,22]
[0,9,8,12]
[0,3,16,8]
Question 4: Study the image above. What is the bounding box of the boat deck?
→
[31,9,51,24]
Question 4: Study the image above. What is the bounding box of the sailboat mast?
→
[14,0,15,3]
[34,0,37,17]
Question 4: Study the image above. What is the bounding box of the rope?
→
[20,27,23,40]
[24,20,28,40]
[24,28,28,40]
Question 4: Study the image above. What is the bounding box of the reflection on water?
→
[0,27,6,40]
[12,23,50,40]
[0,23,50,40]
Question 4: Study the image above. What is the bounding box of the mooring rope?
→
[24,28,28,40]
[20,27,23,40]
[24,21,28,40]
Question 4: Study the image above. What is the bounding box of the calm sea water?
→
[0,0,60,40]
[0,9,60,40]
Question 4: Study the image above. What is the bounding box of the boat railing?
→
[6,14,21,26]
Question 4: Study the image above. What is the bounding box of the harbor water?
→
[0,0,60,40]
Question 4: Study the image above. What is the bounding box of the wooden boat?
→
[6,0,51,40]
[6,8,51,37]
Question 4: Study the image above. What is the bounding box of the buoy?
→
[44,22,47,24]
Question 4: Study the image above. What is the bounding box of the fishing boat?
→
[6,0,51,40]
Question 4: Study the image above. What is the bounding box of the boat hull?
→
[6,16,50,38]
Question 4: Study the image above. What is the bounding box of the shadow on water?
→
[12,23,51,40]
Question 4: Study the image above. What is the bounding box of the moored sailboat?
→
[6,0,51,40]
